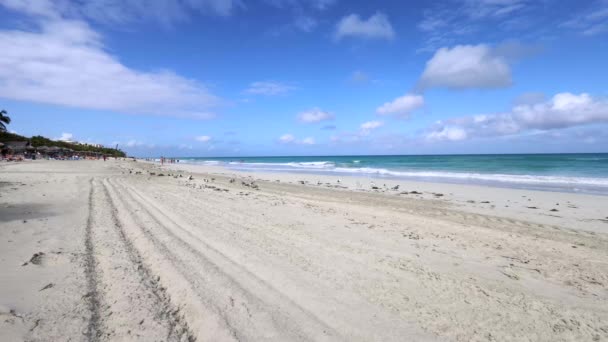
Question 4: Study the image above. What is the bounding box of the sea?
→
[174,154,608,195]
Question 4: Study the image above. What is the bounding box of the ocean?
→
[175,154,608,195]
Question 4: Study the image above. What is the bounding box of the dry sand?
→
[1,159,607,341]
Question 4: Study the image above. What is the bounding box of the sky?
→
[0,0,607,157]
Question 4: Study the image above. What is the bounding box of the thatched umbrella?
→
[48,146,61,154]
[37,146,49,152]
[0,142,4,148]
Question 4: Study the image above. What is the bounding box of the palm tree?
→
[0,110,10,132]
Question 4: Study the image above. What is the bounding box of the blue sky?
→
[1,0,607,157]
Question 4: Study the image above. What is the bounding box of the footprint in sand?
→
[21,251,72,267]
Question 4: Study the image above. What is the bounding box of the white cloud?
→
[513,93,608,129]
[278,134,316,145]
[426,126,468,141]
[425,92,608,141]
[297,108,334,123]
[376,94,424,118]
[419,44,512,89]
[334,12,395,40]
[245,81,294,96]
[279,134,296,144]
[359,120,384,136]
[195,135,212,142]
[360,120,383,130]
[0,2,220,119]
[57,132,74,141]
[301,137,315,145]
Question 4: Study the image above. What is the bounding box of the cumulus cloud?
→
[426,126,467,141]
[195,135,212,142]
[278,134,296,144]
[360,120,383,130]
[419,44,512,89]
[334,12,395,40]
[278,134,315,145]
[376,94,424,118]
[0,1,220,119]
[425,92,608,141]
[57,132,74,141]
[359,120,384,136]
[245,81,294,96]
[297,108,334,123]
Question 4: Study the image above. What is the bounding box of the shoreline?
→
[158,160,608,234]
[161,156,608,196]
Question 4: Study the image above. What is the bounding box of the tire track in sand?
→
[84,178,193,341]
[105,177,343,341]
[84,178,102,342]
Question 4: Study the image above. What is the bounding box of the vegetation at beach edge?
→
[1,131,126,157]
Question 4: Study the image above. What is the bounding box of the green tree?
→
[0,110,10,132]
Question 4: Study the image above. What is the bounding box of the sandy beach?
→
[1,159,608,341]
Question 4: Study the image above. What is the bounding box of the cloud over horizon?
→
[424,92,608,141]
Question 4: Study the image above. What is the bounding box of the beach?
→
[1,159,608,341]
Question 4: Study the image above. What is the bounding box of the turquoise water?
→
[176,154,608,194]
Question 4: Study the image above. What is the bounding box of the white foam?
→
[179,159,608,190]
[230,163,608,188]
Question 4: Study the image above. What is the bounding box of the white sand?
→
[1,159,607,341]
